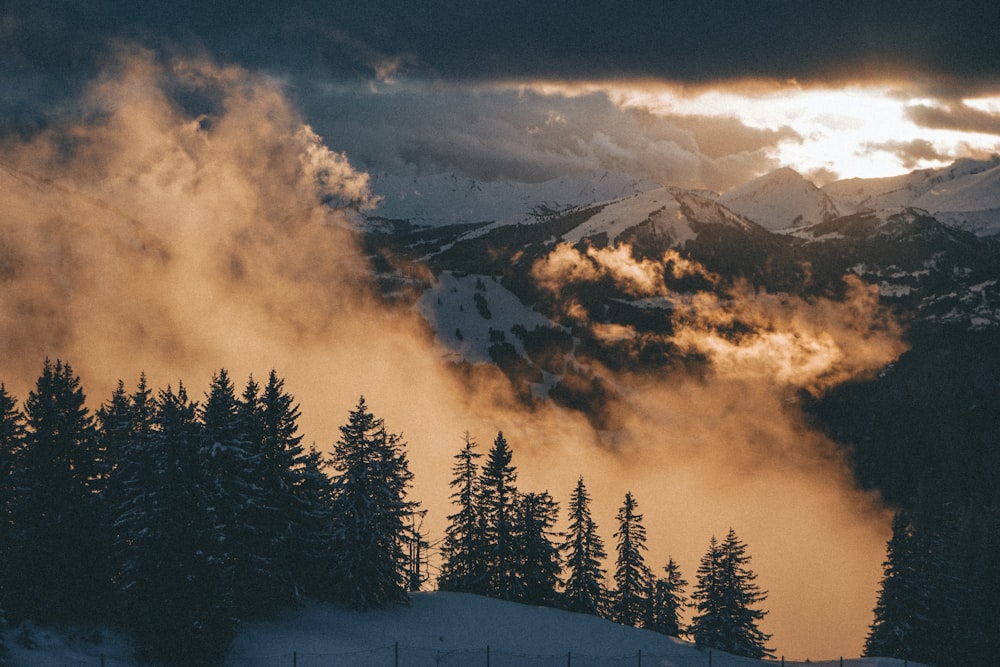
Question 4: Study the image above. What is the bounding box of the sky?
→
[3,0,1000,189]
[0,1,997,660]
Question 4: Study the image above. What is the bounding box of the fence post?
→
[395,641,399,667]
[637,648,642,666]
[567,650,571,667]
[293,650,297,667]
[486,644,491,667]
[100,655,105,667]
[708,649,713,667]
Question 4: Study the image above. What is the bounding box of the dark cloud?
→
[4,0,999,89]
[298,81,782,190]
[862,138,948,169]
[906,101,1000,136]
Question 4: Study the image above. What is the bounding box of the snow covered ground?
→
[3,592,925,667]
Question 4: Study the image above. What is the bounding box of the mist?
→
[0,49,904,660]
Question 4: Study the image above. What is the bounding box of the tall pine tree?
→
[690,529,772,659]
[7,359,108,621]
[562,476,608,616]
[0,384,24,623]
[514,490,562,606]
[438,432,489,594]
[479,431,519,600]
[611,491,652,627]
[256,371,336,602]
[864,503,965,666]
[329,397,417,608]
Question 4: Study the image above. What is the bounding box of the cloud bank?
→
[0,50,904,659]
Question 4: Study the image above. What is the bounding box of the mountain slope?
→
[822,156,1000,236]
[368,170,661,226]
[718,167,841,231]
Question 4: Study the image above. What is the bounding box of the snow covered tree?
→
[611,491,652,627]
[6,359,108,621]
[256,371,336,602]
[690,529,772,659]
[438,432,489,594]
[116,382,236,666]
[561,476,608,616]
[329,397,417,608]
[864,504,965,666]
[479,431,519,600]
[647,557,688,637]
[514,490,562,606]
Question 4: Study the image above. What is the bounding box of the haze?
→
[0,50,917,659]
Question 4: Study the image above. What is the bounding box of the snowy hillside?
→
[2,592,924,666]
[822,156,1000,236]
[417,271,561,365]
[369,171,661,226]
[717,167,840,232]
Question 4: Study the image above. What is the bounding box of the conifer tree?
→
[7,359,107,621]
[514,490,562,606]
[690,529,772,659]
[479,431,519,599]
[257,371,336,602]
[101,376,156,595]
[438,432,489,594]
[197,369,264,618]
[864,504,965,666]
[562,476,608,616]
[647,557,689,637]
[119,382,236,666]
[612,491,652,627]
[0,384,24,621]
[329,397,417,608]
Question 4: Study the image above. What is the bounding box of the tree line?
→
[435,432,772,659]
[0,358,818,666]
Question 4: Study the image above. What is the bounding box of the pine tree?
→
[198,369,264,618]
[0,384,24,522]
[479,431,519,600]
[256,371,336,603]
[438,432,489,594]
[514,490,562,606]
[0,384,24,628]
[118,382,236,666]
[690,529,773,659]
[611,491,652,627]
[7,359,108,621]
[562,476,608,616]
[329,397,417,608]
[101,376,156,600]
[647,557,688,637]
[864,503,965,666]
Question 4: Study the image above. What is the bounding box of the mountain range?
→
[365,157,1000,507]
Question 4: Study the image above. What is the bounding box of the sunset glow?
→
[511,80,1000,185]
[2,2,998,664]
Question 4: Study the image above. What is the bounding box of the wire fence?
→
[7,645,928,667]
[221,645,923,667]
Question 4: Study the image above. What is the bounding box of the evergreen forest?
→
[0,359,995,666]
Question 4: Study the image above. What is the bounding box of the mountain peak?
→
[718,167,839,231]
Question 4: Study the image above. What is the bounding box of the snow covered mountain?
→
[365,157,1000,421]
[368,170,661,226]
[718,167,841,231]
[822,156,1000,236]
